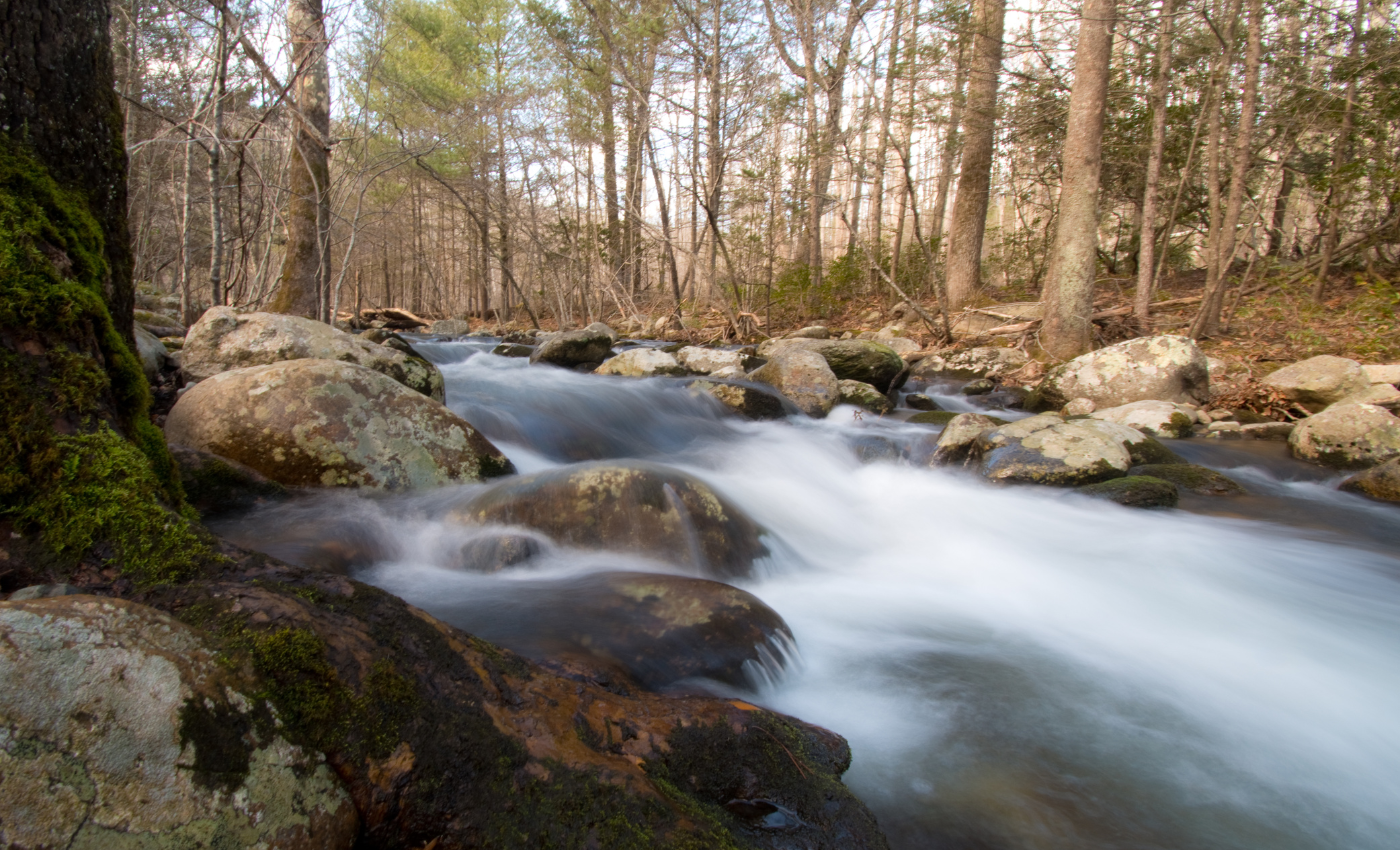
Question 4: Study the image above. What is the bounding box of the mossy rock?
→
[1339,457,1400,503]
[1129,463,1246,496]
[1073,476,1180,508]
[1123,433,1186,465]
[170,444,289,517]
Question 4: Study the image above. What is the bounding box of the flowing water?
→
[223,339,1400,850]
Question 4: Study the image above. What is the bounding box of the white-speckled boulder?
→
[1288,403,1400,468]
[675,346,747,375]
[910,346,1030,381]
[164,359,514,490]
[1030,335,1209,411]
[0,596,358,850]
[931,413,1001,465]
[183,307,445,401]
[838,379,893,414]
[1089,400,1198,438]
[1263,355,1371,412]
[595,348,685,377]
[973,414,1138,485]
[748,349,840,417]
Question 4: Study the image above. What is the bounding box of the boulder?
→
[908,410,960,426]
[165,359,514,490]
[910,346,1030,381]
[133,308,186,338]
[1129,463,1246,496]
[6,584,85,601]
[1362,364,1400,386]
[1288,403,1400,468]
[529,327,613,368]
[850,434,902,463]
[1335,382,1400,410]
[905,393,940,411]
[446,460,768,579]
[962,378,995,396]
[429,318,472,335]
[1263,355,1371,412]
[134,324,168,382]
[584,321,620,343]
[786,325,830,339]
[748,349,841,417]
[1339,457,1400,502]
[1029,335,1209,411]
[1090,400,1198,438]
[170,444,288,517]
[492,342,533,357]
[595,348,685,377]
[838,379,893,415]
[758,338,907,392]
[1241,421,1295,440]
[931,413,1001,465]
[0,596,358,850]
[1073,476,1179,508]
[676,346,748,375]
[974,414,1133,486]
[1064,397,1096,416]
[453,571,794,690]
[687,379,792,420]
[878,336,921,356]
[451,533,548,572]
[183,307,445,402]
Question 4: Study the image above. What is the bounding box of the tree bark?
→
[270,0,331,319]
[943,0,1006,311]
[1039,0,1117,359]
[867,0,906,288]
[1312,0,1365,301]
[1133,0,1175,323]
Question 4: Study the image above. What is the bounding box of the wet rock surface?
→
[839,379,894,414]
[748,349,841,417]
[1089,400,1198,438]
[165,359,514,490]
[932,413,1002,466]
[1073,476,1180,508]
[687,379,794,420]
[1339,457,1400,502]
[910,346,1030,381]
[1128,463,1246,496]
[530,327,614,368]
[170,444,289,517]
[446,460,769,579]
[0,595,359,850]
[183,307,446,402]
[596,347,685,377]
[974,415,1135,486]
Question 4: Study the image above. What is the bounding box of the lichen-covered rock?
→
[0,596,358,850]
[838,379,893,414]
[1064,397,1096,416]
[584,321,620,343]
[1073,476,1179,508]
[748,349,841,417]
[1288,403,1400,469]
[1263,355,1371,412]
[931,413,1001,465]
[529,327,613,368]
[447,460,768,579]
[758,338,906,392]
[877,335,921,356]
[595,348,685,377]
[170,444,288,517]
[182,307,445,402]
[448,571,794,690]
[451,533,548,572]
[134,324,168,382]
[910,346,1030,381]
[974,414,1132,486]
[1030,335,1209,411]
[687,379,792,420]
[1128,463,1245,496]
[675,346,747,375]
[164,359,514,490]
[1339,457,1400,502]
[429,318,472,335]
[1090,400,1198,438]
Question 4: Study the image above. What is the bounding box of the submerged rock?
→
[1339,457,1400,502]
[838,379,893,414]
[1090,400,1198,438]
[748,349,841,417]
[165,359,514,490]
[0,596,359,850]
[452,533,548,572]
[170,444,288,517]
[687,379,792,420]
[447,460,768,579]
[492,342,534,357]
[183,306,445,402]
[1288,403,1400,468]
[530,327,613,368]
[1263,355,1371,412]
[758,338,906,392]
[595,347,685,377]
[1128,463,1246,496]
[1074,476,1179,508]
[1029,335,1209,411]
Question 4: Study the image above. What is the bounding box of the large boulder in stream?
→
[1089,399,1198,438]
[972,415,1170,486]
[0,595,359,850]
[70,546,888,850]
[748,349,841,417]
[530,326,613,368]
[686,379,793,420]
[448,461,768,579]
[182,306,446,402]
[910,346,1030,381]
[170,444,288,516]
[450,571,793,690]
[838,379,893,414]
[1073,476,1179,508]
[1288,403,1400,468]
[595,347,685,377]
[1029,335,1210,411]
[1263,355,1371,412]
[675,345,749,375]
[165,359,514,490]
[758,338,907,392]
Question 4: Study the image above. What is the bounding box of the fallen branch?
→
[978,295,1205,336]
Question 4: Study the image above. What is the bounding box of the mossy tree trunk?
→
[0,0,216,591]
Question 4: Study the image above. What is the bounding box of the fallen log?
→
[359,307,430,329]
[979,295,1204,336]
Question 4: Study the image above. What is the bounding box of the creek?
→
[219,338,1400,850]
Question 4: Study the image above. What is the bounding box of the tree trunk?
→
[867,0,906,288]
[930,36,968,252]
[1133,0,1175,323]
[270,0,331,319]
[1268,162,1294,257]
[208,11,229,309]
[1312,0,1365,301]
[943,0,1007,311]
[1039,0,1117,359]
